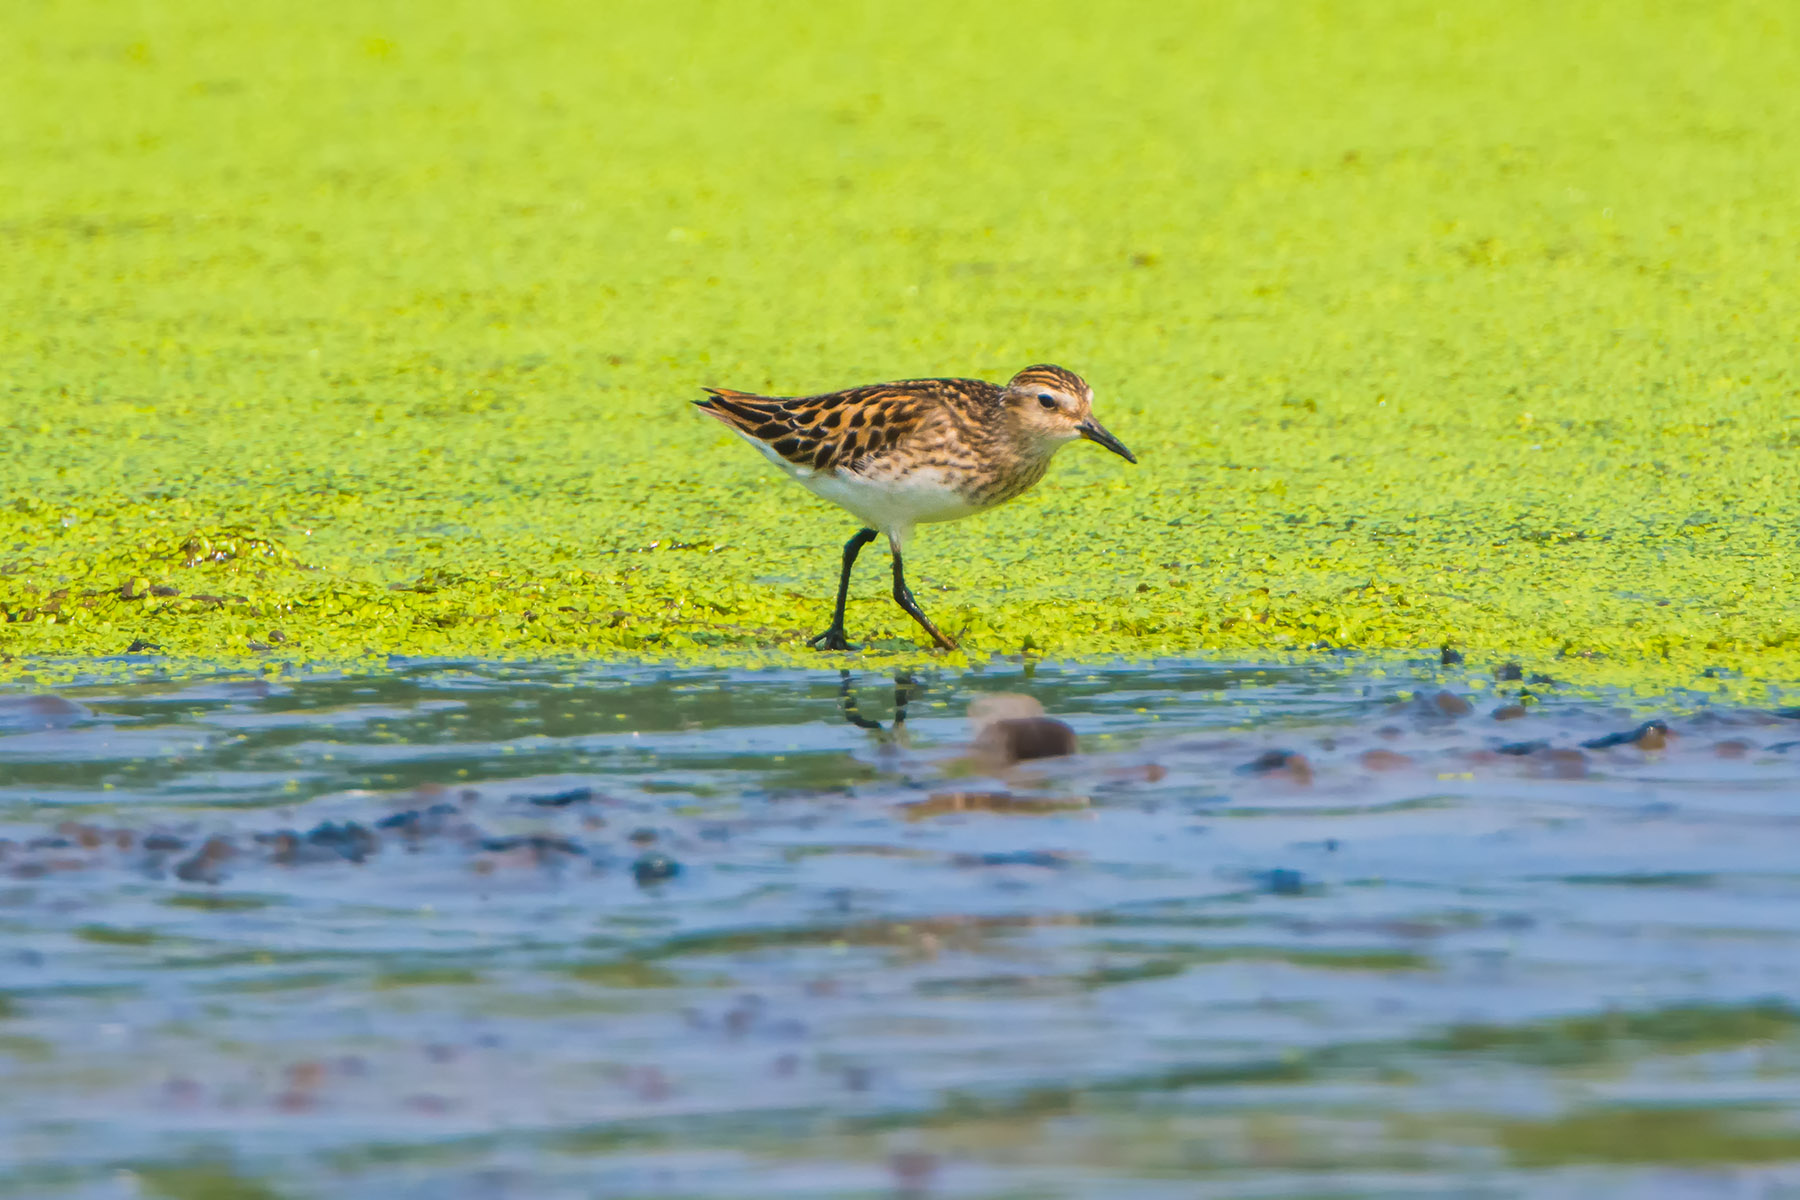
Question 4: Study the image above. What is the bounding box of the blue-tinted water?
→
[2,660,1799,1198]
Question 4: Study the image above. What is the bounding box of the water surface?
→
[3,660,1800,1198]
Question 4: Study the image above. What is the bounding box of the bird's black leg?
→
[890,548,959,651]
[809,527,878,651]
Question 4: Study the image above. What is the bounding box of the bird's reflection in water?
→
[838,670,914,738]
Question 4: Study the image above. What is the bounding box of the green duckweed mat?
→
[2,0,1797,689]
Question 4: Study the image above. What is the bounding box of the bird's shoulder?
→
[696,377,1003,473]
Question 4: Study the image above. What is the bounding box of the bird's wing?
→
[695,381,964,474]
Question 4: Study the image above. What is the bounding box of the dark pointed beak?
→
[1077,419,1137,464]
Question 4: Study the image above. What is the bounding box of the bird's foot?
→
[809,627,859,652]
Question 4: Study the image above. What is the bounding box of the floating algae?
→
[1,0,1797,689]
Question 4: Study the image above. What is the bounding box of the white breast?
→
[799,467,982,530]
[740,434,987,544]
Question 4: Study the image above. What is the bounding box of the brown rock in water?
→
[1537,748,1589,779]
[967,693,1077,769]
[1492,705,1528,721]
[264,831,303,865]
[974,716,1078,765]
[1391,691,1472,720]
[1432,690,1474,717]
[1360,749,1412,771]
[1237,749,1314,785]
[174,836,237,884]
[1713,739,1752,759]
[57,822,105,849]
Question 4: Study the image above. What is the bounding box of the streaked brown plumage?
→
[696,364,1135,651]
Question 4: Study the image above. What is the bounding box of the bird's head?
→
[1001,364,1137,463]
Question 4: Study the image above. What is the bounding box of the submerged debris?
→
[517,786,596,807]
[259,821,380,866]
[480,834,585,858]
[305,821,379,862]
[1256,868,1307,896]
[0,695,90,731]
[376,803,461,842]
[1582,720,1670,751]
[1390,690,1474,721]
[173,836,237,885]
[1236,750,1314,784]
[632,853,681,886]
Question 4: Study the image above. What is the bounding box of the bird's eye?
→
[1037,393,1057,409]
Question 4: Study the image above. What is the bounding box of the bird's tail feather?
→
[695,388,782,435]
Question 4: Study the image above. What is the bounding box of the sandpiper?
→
[695,364,1136,651]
